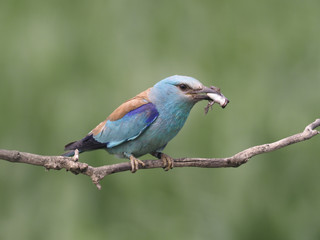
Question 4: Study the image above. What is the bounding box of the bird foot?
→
[129,155,145,173]
[161,153,174,171]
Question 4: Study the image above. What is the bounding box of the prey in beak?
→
[190,85,229,113]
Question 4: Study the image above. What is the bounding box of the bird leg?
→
[152,152,174,171]
[128,155,145,173]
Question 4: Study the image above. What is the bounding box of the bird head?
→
[150,75,229,108]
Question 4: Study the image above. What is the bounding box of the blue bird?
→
[63,75,229,172]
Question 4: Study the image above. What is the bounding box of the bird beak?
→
[191,86,230,108]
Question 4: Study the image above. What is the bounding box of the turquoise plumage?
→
[63,75,229,172]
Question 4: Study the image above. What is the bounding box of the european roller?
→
[63,75,229,172]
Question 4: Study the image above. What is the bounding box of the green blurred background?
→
[0,0,319,239]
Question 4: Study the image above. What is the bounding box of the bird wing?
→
[91,89,159,148]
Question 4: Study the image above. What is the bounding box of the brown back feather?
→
[91,88,151,136]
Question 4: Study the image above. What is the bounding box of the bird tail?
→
[62,149,78,157]
[62,134,106,157]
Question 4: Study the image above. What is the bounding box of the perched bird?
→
[63,75,229,172]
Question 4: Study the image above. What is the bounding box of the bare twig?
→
[0,119,319,189]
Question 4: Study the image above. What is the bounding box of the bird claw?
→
[161,153,174,171]
[129,155,145,173]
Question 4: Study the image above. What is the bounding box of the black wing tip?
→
[64,141,78,151]
[63,134,106,153]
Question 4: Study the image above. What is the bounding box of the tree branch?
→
[0,119,319,189]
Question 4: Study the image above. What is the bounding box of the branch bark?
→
[0,119,319,189]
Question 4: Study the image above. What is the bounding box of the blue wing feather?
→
[93,102,159,148]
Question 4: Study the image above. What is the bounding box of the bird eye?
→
[178,84,189,91]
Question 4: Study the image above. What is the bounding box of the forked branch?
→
[0,119,319,189]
